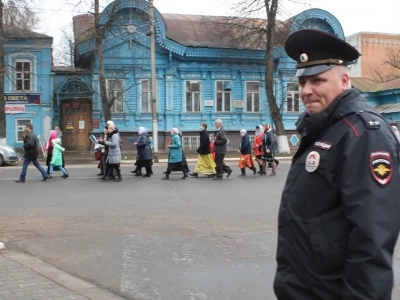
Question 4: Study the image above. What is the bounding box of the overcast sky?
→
[34,0,400,61]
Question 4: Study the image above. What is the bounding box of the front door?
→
[61,99,92,150]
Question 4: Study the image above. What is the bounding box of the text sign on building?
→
[5,104,25,113]
[4,93,41,104]
[233,100,244,108]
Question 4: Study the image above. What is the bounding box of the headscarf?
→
[139,127,147,134]
[240,129,247,135]
[255,124,264,136]
[52,138,61,145]
[171,127,179,134]
[49,130,58,139]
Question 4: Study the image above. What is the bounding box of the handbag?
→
[263,149,273,159]
[94,151,102,161]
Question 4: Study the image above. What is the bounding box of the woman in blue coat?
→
[162,127,187,180]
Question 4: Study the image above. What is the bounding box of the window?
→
[216,81,231,112]
[16,119,32,142]
[286,83,300,112]
[186,81,201,112]
[246,82,260,112]
[141,79,151,113]
[107,79,124,113]
[16,61,31,91]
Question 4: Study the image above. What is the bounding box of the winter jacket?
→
[213,127,228,154]
[22,131,39,158]
[104,129,121,164]
[273,89,400,300]
[136,133,152,161]
[50,144,65,166]
[253,134,263,156]
[262,131,275,157]
[168,133,182,163]
[239,133,252,155]
[197,130,210,154]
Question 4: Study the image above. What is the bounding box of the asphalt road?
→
[0,162,399,300]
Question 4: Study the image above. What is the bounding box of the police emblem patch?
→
[305,151,320,172]
[370,151,393,186]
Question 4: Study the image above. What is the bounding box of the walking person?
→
[261,124,276,176]
[252,124,264,173]
[162,127,187,180]
[134,127,153,177]
[15,123,50,182]
[189,123,216,178]
[212,119,232,180]
[48,138,68,178]
[46,129,67,176]
[273,29,400,299]
[100,123,122,182]
[237,129,256,177]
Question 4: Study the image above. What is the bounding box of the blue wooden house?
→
[3,26,53,147]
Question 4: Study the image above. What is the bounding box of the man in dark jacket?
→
[212,119,232,180]
[15,123,50,182]
[274,29,400,299]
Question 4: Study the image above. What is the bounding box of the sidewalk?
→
[0,251,125,300]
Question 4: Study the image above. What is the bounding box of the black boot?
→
[257,166,262,174]
[181,172,188,179]
[113,176,122,182]
[162,173,169,180]
[97,172,104,176]
[189,173,198,178]
[62,172,69,178]
[238,168,246,177]
[134,170,142,177]
[251,167,257,175]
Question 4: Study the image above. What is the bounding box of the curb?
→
[3,250,126,300]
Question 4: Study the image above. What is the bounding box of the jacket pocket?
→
[305,217,347,274]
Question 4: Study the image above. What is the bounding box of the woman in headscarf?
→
[252,124,264,173]
[46,129,66,175]
[261,124,276,176]
[238,129,256,177]
[134,127,153,177]
[101,123,122,182]
[189,123,216,178]
[162,127,187,180]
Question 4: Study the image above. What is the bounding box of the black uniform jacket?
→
[274,89,400,299]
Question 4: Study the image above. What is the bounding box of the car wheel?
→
[0,154,4,166]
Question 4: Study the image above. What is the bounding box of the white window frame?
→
[216,80,231,112]
[140,79,151,113]
[106,79,124,113]
[16,119,32,143]
[185,81,201,112]
[246,81,260,112]
[15,59,31,92]
[286,82,300,113]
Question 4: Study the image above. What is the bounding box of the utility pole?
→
[148,0,158,161]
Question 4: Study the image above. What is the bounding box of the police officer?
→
[274,29,400,299]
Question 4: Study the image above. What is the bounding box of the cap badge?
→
[305,151,320,172]
[300,53,308,63]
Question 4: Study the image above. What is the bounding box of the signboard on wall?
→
[4,93,41,104]
[5,104,25,113]
[233,100,244,108]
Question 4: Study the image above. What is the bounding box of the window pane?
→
[246,93,252,112]
[24,72,30,79]
[217,81,223,90]
[294,93,299,111]
[287,83,299,91]
[254,93,260,112]
[23,62,30,71]
[287,94,293,111]
[16,62,22,71]
[194,93,200,111]
[16,80,22,90]
[216,93,222,111]
[24,80,30,90]
[224,93,230,111]
[247,82,259,92]
[142,93,149,112]
[186,92,192,112]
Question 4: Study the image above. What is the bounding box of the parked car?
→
[391,126,400,143]
[0,143,21,166]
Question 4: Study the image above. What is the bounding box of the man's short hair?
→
[215,119,222,125]
[201,123,208,129]
[25,123,33,130]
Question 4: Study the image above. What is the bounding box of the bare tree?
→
[369,48,400,82]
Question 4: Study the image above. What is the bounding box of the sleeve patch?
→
[370,151,393,186]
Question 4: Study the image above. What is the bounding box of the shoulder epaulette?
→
[356,110,383,130]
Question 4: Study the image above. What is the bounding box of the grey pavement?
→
[0,251,125,300]
[0,162,399,299]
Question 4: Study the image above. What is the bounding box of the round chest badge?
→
[305,151,320,172]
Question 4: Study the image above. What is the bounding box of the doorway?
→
[61,99,92,150]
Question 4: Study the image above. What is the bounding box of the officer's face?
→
[298,66,350,115]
